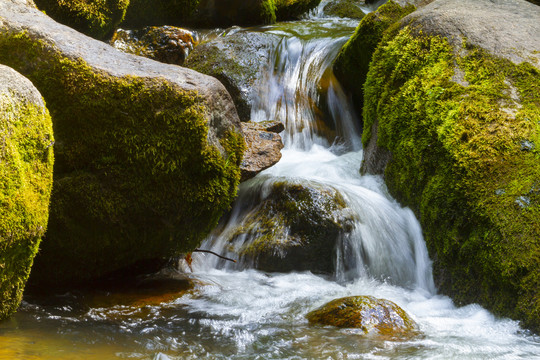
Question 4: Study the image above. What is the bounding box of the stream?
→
[1,2,540,359]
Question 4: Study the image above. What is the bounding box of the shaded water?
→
[1,2,540,359]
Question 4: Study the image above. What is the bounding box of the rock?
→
[307,296,418,338]
[361,0,540,331]
[333,0,417,117]
[0,65,54,319]
[110,26,198,66]
[123,0,321,28]
[0,0,244,287]
[33,0,129,40]
[240,121,285,181]
[185,30,281,122]
[228,180,355,274]
[323,0,366,19]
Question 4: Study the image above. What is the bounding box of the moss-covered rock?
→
[110,26,198,66]
[322,0,366,19]
[227,180,355,273]
[33,0,129,40]
[0,1,244,287]
[307,295,418,338]
[333,0,416,118]
[361,0,540,331]
[275,0,321,20]
[0,65,54,319]
[185,29,281,122]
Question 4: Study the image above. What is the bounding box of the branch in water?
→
[193,249,237,263]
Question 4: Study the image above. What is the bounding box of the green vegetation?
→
[34,0,129,40]
[0,82,54,319]
[275,0,321,20]
[0,32,244,286]
[333,0,415,118]
[363,26,540,331]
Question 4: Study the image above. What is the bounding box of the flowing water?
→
[1,2,540,359]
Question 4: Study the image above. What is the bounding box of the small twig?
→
[193,249,237,263]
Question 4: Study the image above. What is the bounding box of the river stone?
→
[33,0,129,40]
[229,180,355,274]
[361,0,540,331]
[0,65,54,319]
[306,296,418,338]
[240,121,285,181]
[0,0,244,288]
[185,29,282,122]
[110,26,198,66]
[323,0,366,19]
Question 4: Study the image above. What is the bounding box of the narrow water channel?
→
[1,2,539,359]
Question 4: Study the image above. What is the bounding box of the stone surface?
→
[228,180,356,274]
[307,295,418,338]
[0,0,244,287]
[185,29,281,122]
[323,0,366,19]
[110,26,198,66]
[0,64,54,319]
[361,0,540,331]
[240,121,285,181]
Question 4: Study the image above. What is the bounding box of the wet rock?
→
[229,181,356,274]
[185,30,281,122]
[275,0,322,21]
[307,295,418,338]
[110,26,198,66]
[323,0,366,19]
[0,64,54,320]
[360,0,540,331]
[34,0,129,40]
[0,0,244,287]
[240,121,285,181]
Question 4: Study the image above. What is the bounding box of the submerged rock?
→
[229,180,355,274]
[33,0,129,40]
[323,0,366,19]
[185,30,281,122]
[0,65,54,320]
[110,26,198,66]
[0,0,244,287]
[360,0,540,331]
[306,295,418,338]
[240,121,285,181]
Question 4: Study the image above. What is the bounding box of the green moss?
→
[122,0,200,28]
[0,32,244,287]
[34,0,129,40]
[323,0,366,19]
[363,26,540,331]
[275,0,321,21]
[333,0,416,119]
[0,90,54,319]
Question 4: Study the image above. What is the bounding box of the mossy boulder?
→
[0,0,244,287]
[33,0,129,40]
[228,180,355,273]
[307,296,418,338]
[185,29,281,122]
[333,0,416,118]
[0,65,54,319]
[361,0,540,331]
[275,0,322,21]
[110,26,198,66]
[322,0,366,19]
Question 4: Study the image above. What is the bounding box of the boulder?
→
[228,180,355,273]
[333,0,416,118]
[123,0,321,29]
[307,295,418,338]
[110,26,198,66]
[0,0,244,287]
[240,121,285,181]
[0,65,54,319]
[184,30,281,122]
[33,0,129,40]
[323,0,366,19]
[361,0,540,331]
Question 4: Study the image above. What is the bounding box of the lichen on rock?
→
[0,65,54,319]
